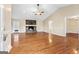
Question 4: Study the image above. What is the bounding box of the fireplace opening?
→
[26,26,36,32]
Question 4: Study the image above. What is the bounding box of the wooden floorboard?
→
[10,32,79,54]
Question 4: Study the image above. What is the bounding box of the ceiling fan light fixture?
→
[33,4,44,15]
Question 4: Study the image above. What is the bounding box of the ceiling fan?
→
[33,4,44,15]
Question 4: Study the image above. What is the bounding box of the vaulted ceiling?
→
[12,4,70,20]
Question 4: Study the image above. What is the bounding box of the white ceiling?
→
[12,4,70,20]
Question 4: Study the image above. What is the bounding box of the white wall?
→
[67,18,79,33]
[43,5,79,36]
[37,20,44,32]
[19,19,26,33]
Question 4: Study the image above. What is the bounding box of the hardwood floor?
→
[10,32,79,54]
[66,33,79,49]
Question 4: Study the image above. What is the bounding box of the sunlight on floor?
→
[48,20,53,44]
[48,33,53,43]
[72,49,78,54]
[13,34,19,47]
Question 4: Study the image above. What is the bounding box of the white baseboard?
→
[43,31,66,37]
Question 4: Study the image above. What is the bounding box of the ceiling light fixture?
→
[33,4,44,15]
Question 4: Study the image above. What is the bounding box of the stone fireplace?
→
[26,20,37,33]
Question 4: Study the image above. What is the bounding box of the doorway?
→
[66,16,79,53]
